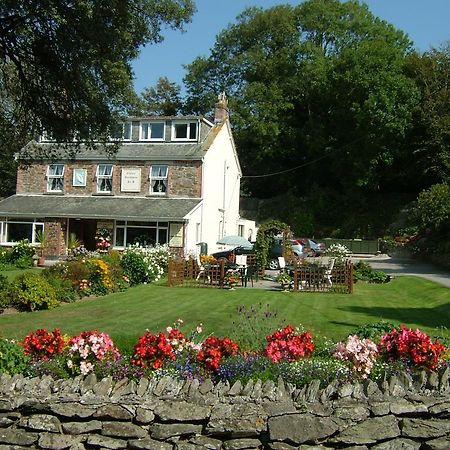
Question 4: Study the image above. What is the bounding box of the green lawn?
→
[0,276,449,352]
[2,267,43,281]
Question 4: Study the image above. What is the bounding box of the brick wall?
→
[16,161,202,198]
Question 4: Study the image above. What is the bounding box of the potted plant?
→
[276,271,292,291]
[223,269,241,290]
[35,229,47,266]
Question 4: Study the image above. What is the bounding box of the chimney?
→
[214,92,229,123]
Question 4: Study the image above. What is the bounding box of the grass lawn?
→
[0,276,449,352]
[2,267,43,281]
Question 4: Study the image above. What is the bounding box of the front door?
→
[68,219,97,251]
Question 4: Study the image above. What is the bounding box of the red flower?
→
[264,325,315,363]
[132,331,176,369]
[22,328,66,361]
[197,336,239,372]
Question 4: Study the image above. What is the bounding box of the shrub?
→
[9,239,35,264]
[354,261,391,283]
[0,338,30,375]
[414,183,450,231]
[352,320,397,342]
[87,259,114,295]
[324,243,351,262]
[10,272,59,311]
[121,250,148,285]
[0,274,11,309]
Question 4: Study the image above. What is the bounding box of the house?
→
[0,94,255,258]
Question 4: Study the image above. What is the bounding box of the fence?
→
[322,238,380,254]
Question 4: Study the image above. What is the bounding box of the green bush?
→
[10,272,59,311]
[354,261,391,283]
[414,183,450,231]
[14,255,33,269]
[121,251,148,285]
[0,338,30,375]
[0,274,11,309]
[9,239,35,264]
[352,320,397,342]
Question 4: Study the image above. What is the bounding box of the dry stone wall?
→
[0,368,450,449]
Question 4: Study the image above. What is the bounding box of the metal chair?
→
[323,258,335,287]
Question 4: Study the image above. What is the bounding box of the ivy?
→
[255,220,291,271]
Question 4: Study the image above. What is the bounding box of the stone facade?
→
[0,368,450,449]
[16,161,201,198]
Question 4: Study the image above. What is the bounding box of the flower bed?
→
[3,322,448,388]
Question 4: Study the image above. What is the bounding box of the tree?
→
[183,0,419,235]
[0,0,195,143]
[141,76,182,116]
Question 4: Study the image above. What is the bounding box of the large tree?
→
[183,0,419,235]
[141,76,182,116]
[0,0,194,143]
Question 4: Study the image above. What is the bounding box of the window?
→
[238,225,245,237]
[114,220,169,248]
[149,165,168,195]
[111,122,132,141]
[73,169,87,187]
[140,122,165,141]
[0,219,44,244]
[47,164,65,192]
[96,164,113,193]
[172,121,198,141]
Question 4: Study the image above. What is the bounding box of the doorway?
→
[68,219,97,251]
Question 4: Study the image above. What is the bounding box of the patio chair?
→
[242,265,258,287]
[323,258,335,287]
[277,256,286,271]
[196,255,210,283]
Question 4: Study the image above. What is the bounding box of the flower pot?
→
[37,256,46,267]
[280,283,290,292]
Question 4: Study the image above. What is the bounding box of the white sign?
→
[121,168,141,192]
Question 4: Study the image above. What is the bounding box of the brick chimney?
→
[214,92,229,123]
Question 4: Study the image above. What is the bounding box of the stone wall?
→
[0,368,450,449]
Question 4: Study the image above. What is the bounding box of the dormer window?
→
[96,164,113,193]
[111,122,132,141]
[140,122,165,141]
[46,164,64,192]
[172,121,198,141]
[149,165,168,195]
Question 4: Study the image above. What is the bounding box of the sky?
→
[131,0,450,95]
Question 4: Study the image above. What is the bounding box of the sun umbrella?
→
[216,235,253,249]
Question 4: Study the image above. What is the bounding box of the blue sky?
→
[131,0,450,94]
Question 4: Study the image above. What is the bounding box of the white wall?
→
[198,121,241,254]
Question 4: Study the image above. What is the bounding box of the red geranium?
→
[132,328,187,369]
[22,328,66,361]
[197,336,239,372]
[380,325,446,371]
[264,325,315,363]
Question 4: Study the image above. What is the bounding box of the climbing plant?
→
[254,220,291,272]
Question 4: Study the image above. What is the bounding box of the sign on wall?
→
[121,168,141,192]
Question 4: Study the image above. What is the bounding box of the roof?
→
[20,141,206,161]
[0,195,201,221]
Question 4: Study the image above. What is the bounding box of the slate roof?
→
[0,195,201,221]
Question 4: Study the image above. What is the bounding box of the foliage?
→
[0,338,30,375]
[86,259,114,295]
[0,0,195,148]
[264,325,315,363]
[141,76,182,115]
[184,0,418,235]
[414,183,450,231]
[333,335,379,379]
[95,228,112,252]
[379,325,447,371]
[10,272,59,311]
[352,321,397,342]
[230,303,284,351]
[21,328,67,361]
[324,244,351,262]
[223,269,240,286]
[67,330,120,376]
[0,274,10,309]
[121,244,170,285]
[275,272,293,285]
[353,261,391,284]
[254,220,290,270]
[9,240,35,264]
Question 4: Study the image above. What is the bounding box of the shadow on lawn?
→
[337,303,450,330]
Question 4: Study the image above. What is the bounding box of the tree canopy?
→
[183,0,423,236]
[141,76,182,116]
[0,0,194,143]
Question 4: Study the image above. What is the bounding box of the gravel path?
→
[352,254,450,288]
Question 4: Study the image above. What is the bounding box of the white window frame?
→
[149,165,168,195]
[72,168,87,187]
[171,121,198,141]
[113,220,169,248]
[0,219,44,245]
[96,164,114,193]
[111,122,132,141]
[46,164,65,192]
[139,121,165,141]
